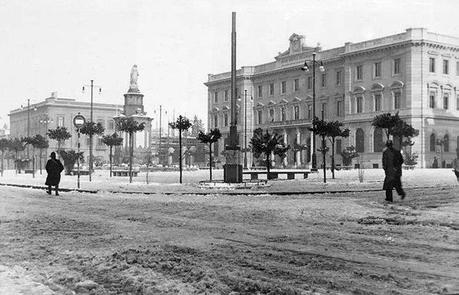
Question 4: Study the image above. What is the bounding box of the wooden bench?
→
[72,170,90,175]
[243,169,312,180]
[112,170,138,177]
[24,169,34,174]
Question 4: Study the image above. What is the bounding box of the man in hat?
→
[45,152,64,196]
[382,140,405,202]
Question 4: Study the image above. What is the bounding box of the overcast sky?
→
[0,0,458,129]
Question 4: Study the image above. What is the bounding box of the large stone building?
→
[9,92,123,168]
[205,28,459,168]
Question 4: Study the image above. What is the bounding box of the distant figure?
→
[129,64,139,90]
[45,152,64,196]
[382,140,406,202]
[432,156,438,168]
[453,157,459,182]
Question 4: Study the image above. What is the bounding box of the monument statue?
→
[129,64,139,91]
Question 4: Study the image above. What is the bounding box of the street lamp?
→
[301,52,325,171]
[154,105,168,166]
[82,80,102,181]
[21,99,37,169]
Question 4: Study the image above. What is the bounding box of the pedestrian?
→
[45,152,64,196]
[453,157,459,182]
[382,140,406,202]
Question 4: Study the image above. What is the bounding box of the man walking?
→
[45,152,64,196]
[382,140,405,202]
[453,157,459,182]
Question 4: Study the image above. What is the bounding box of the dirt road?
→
[0,186,458,294]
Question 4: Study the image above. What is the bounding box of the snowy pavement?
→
[0,168,457,195]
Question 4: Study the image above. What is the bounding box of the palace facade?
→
[205,28,459,168]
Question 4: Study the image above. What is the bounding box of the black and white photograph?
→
[0,0,458,294]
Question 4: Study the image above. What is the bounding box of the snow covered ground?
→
[0,168,456,194]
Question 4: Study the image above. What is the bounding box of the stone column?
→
[283,129,288,167]
[296,128,301,167]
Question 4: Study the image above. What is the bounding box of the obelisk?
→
[223,12,242,183]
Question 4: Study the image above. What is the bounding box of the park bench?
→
[112,170,138,177]
[403,165,415,170]
[24,169,34,174]
[243,169,312,180]
[71,170,90,175]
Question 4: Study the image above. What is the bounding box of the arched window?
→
[373,127,384,152]
[430,133,436,152]
[356,128,365,153]
[444,134,449,152]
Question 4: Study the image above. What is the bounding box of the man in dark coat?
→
[45,152,64,196]
[382,140,405,202]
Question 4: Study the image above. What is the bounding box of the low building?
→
[9,92,123,168]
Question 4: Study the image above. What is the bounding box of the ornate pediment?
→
[390,80,404,89]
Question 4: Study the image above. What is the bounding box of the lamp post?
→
[21,99,37,170]
[243,90,249,169]
[301,52,325,171]
[82,80,102,182]
[154,105,168,165]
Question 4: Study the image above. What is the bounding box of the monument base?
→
[223,164,243,183]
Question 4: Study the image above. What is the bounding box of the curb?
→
[0,182,455,196]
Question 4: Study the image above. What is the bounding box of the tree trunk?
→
[39,149,43,175]
[32,147,35,178]
[266,153,271,180]
[322,135,327,183]
[15,151,18,174]
[179,129,182,184]
[209,143,212,181]
[109,146,113,177]
[331,137,335,179]
[129,132,133,183]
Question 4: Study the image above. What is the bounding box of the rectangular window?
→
[294,79,299,91]
[214,115,218,128]
[57,116,64,127]
[321,103,328,118]
[336,71,342,86]
[374,62,381,78]
[294,106,299,120]
[336,139,342,154]
[356,96,363,113]
[269,83,274,95]
[214,91,218,103]
[429,92,436,108]
[258,110,263,124]
[443,93,449,109]
[307,105,312,119]
[281,107,286,121]
[429,57,435,72]
[269,109,274,122]
[108,120,114,130]
[224,114,228,127]
[393,58,400,75]
[394,92,401,109]
[443,60,449,74]
[224,90,228,101]
[281,81,287,94]
[258,85,262,98]
[374,94,382,112]
[356,65,363,80]
[336,100,342,116]
[321,73,326,87]
[307,76,312,89]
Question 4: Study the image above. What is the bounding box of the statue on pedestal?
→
[129,65,139,91]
